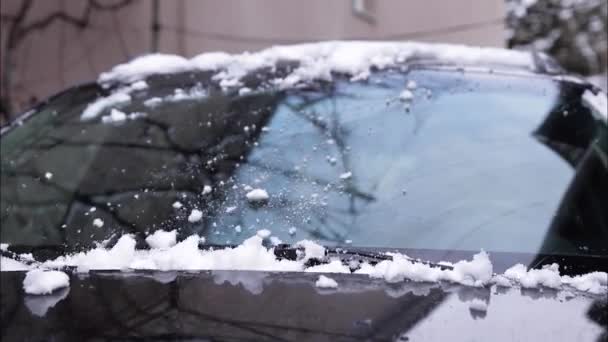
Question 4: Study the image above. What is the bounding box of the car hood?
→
[1,270,605,341]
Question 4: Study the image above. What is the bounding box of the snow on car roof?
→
[78,41,543,121]
[98,41,537,86]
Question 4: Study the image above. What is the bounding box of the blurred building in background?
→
[1,0,606,122]
[1,0,506,120]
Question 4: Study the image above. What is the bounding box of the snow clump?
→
[23,270,70,295]
[315,275,338,288]
[188,209,203,222]
[92,218,104,228]
[246,188,269,202]
[145,230,177,249]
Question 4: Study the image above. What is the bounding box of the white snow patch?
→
[295,240,326,262]
[202,185,213,195]
[491,274,512,287]
[172,201,183,209]
[562,272,608,294]
[127,112,147,120]
[188,209,203,222]
[406,80,418,90]
[288,227,297,235]
[339,171,352,180]
[246,188,269,202]
[98,42,535,89]
[1,256,30,271]
[143,97,163,107]
[448,250,494,287]
[238,87,252,95]
[101,109,146,123]
[269,236,283,246]
[582,89,607,122]
[306,260,350,274]
[99,54,192,83]
[145,230,177,249]
[130,80,148,90]
[81,92,131,120]
[501,264,608,294]
[44,235,136,272]
[101,108,127,123]
[20,253,34,262]
[167,86,207,102]
[92,218,104,228]
[504,263,561,289]
[315,275,338,288]
[586,73,607,92]
[226,206,237,213]
[1,227,604,297]
[399,89,414,101]
[256,229,272,239]
[40,234,302,273]
[356,250,492,286]
[23,270,70,295]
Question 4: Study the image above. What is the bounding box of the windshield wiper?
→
[273,244,453,271]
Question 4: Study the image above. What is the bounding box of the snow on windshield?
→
[582,89,608,122]
[5,231,606,296]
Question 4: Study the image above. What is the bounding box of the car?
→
[1,42,607,341]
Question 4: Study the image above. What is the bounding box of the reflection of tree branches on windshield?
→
[242,84,378,243]
[1,89,284,251]
[28,117,212,157]
[87,276,172,336]
[2,170,138,235]
[246,160,374,202]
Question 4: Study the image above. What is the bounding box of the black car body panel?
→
[1,270,606,341]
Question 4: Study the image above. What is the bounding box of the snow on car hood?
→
[3,231,606,296]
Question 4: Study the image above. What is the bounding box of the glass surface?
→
[1,68,606,259]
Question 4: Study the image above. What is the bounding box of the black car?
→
[1,42,607,341]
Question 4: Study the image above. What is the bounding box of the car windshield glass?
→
[1,68,607,259]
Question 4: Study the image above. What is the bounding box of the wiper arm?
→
[273,244,453,271]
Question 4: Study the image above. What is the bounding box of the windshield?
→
[1,68,607,262]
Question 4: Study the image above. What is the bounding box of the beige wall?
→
[1,0,505,117]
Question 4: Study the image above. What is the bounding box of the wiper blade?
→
[1,248,43,268]
[273,244,453,270]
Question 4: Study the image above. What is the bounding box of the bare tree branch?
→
[1,0,134,120]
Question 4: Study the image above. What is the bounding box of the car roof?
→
[98,41,562,86]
